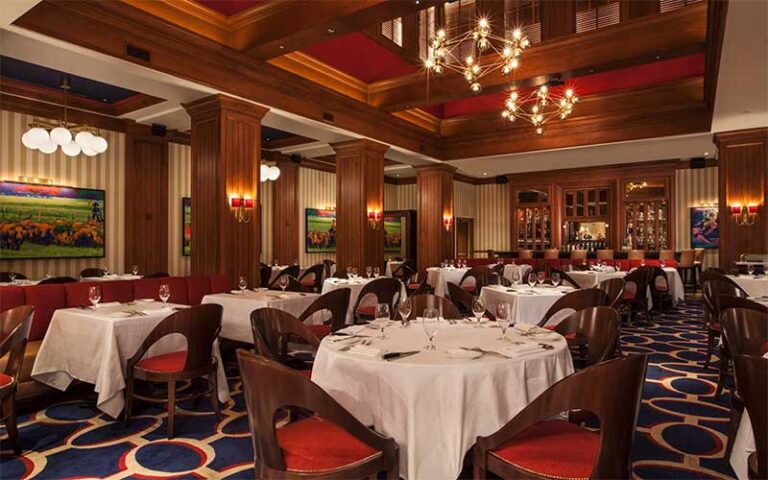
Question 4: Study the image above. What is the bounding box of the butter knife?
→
[383,350,420,361]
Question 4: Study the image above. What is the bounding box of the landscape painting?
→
[182,197,191,256]
[384,216,403,253]
[0,181,106,259]
[305,208,336,253]
[690,206,719,249]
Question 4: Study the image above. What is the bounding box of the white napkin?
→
[108,311,134,318]
[92,302,121,309]
[348,345,382,358]
[337,325,366,335]
[495,344,542,357]
[515,323,538,333]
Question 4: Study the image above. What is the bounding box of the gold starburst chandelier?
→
[501,83,579,135]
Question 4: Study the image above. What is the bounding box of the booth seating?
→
[0,274,230,404]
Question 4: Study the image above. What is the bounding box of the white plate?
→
[446,348,482,359]
[108,311,133,318]
[137,298,155,303]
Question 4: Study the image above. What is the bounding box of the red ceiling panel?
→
[303,32,419,83]
[195,0,265,16]
[424,53,705,118]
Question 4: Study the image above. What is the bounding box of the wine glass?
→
[398,298,412,327]
[273,259,279,267]
[159,284,171,307]
[472,296,485,327]
[373,266,380,278]
[8,272,16,284]
[238,276,248,293]
[747,264,755,276]
[422,307,440,350]
[373,303,390,338]
[511,269,521,286]
[551,272,561,287]
[537,271,546,286]
[131,264,139,276]
[527,272,537,288]
[88,286,101,309]
[278,275,289,292]
[366,266,373,278]
[496,303,511,341]
[351,267,359,279]
[45,271,53,279]
[293,259,299,266]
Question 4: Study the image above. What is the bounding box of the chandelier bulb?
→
[536,127,543,135]
[470,82,482,94]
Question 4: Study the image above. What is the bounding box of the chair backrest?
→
[407,270,431,296]
[352,278,403,321]
[476,273,511,289]
[269,265,300,288]
[570,249,587,260]
[298,264,326,293]
[298,288,351,333]
[550,268,582,289]
[628,249,645,261]
[555,306,620,366]
[259,265,272,288]
[0,306,34,378]
[37,276,77,285]
[144,272,169,278]
[678,249,695,267]
[459,266,493,287]
[407,294,462,320]
[477,354,648,480]
[693,248,705,263]
[702,280,747,320]
[650,266,668,291]
[701,273,747,295]
[518,249,533,259]
[392,264,416,283]
[732,354,768,480]
[596,249,614,260]
[322,259,336,278]
[544,249,559,259]
[236,349,398,475]
[80,268,105,278]
[447,281,473,314]
[251,308,320,362]
[598,278,625,308]
[0,272,27,282]
[539,288,609,327]
[720,307,768,358]
[624,267,652,302]
[659,249,675,261]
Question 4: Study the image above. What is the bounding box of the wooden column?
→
[715,128,768,268]
[332,139,388,272]
[416,164,455,271]
[271,154,300,265]
[183,94,268,287]
[124,129,168,274]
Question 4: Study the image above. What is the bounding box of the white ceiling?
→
[1,0,765,177]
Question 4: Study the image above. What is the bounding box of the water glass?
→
[159,284,171,307]
[373,303,390,338]
[366,266,373,278]
[8,272,17,284]
[537,271,546,285]
[747,264,755,276]
[351,267,359,279]
[131,264,139,276]
[511,269,521,286]
[527,272,537,288]
[238,276,248,293]
[472,296,485,327]
[278,275,289,292]
[398,298,412,327]
[551,272,561,287]
[422,307,440,350]
[88,286,101,308]
[373,266,380,277]
[496,302,511,342]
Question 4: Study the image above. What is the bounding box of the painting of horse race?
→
[305,208,336,253]
[0,181,106,259]
[182,197,191,256]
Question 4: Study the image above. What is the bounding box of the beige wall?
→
[260,179,274,264]
[384,182,417,210]
[475,183,511,255]
[298,168,336,266]
[167,142,191,276]
[675,166,719,269]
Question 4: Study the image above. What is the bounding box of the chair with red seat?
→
[297,264,325,293]
[405,270,430,296]
[598,278,625,308]
[459,266,492,295]
[538,289,609,329]
[391,263,416,284]
[0,306,34,455]
[352,278,402,324]
[447,283,496,320]
[702,280,748,370]
[124,303,222,439]
[474,354,648,480]
[619,266,652,325]
[237,349,399,479]
[269,265,300,289]
[298,288,351,338]
[250,307,320,377]
[407,294,462,320]
[650,266,673,311]
[732,354,767,480]
[553,306,620,368]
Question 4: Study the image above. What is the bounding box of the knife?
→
[383,350,420,361]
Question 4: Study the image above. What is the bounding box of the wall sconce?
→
[443,215,454,232]
[230,196,254,223]
[367,209,382,229]
[731,204,758,226]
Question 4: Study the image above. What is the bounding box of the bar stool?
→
[544,249,559,259]
[596,249,614,261]
[693,248,705,285]
[677,249,697,292]
[659,249,675,261]
[518,249,533,259]
[628,249,645,261]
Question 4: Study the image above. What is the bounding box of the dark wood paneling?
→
[416,165,455,270]
[715,128,768,268]
[333,139,387,272]
[620,0,659,21]
[704,0,729,113]
[184,94,267,287]
[541,0,576,41]
[124,133,169,274]
[272,157,300,264]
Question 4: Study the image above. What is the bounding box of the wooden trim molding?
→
[267,52,369,103]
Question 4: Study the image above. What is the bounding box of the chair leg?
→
[210,373,220,421]
[715,354,728,399]
[124,376,134,421]
[724,404,743,460]
[386,461,399,480]
[167,380,176,439]
[704,330,717,369]
[4,398,21,455]
[473,448,487,480]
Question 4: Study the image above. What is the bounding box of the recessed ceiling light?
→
[415,0,420,4]
[704,152,709,156]
[279,45,285,50]
[265,137,271,141]
[327,27,336,34]
[483,172,488,176]
[655,55,661,60]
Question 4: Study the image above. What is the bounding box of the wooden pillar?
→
[541,1,575,41]
[271,154,300,265]
[124,129,168,274]
[715,128,768,269]
[332,139,388,272]
[183,94,268,287]
[416,164,455,271]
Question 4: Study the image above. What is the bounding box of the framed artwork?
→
[690,206,719,249]
[0,181,106,259]
[305,208,336,253]
[182,197,191,256]
[384,215,403,252]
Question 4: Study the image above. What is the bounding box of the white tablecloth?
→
[479,285,571,327]
[503,264,533,284]
[312,322,574,480]
[568,267,685,306]
[202,290,321,343]
[427,267,471,297]
[266,266,306,284]
[730,351,768,480]
[385,261,404,277]
[86,274,142,282]
[321,278,406,324]
[729,275,768,298]
[31,302,230,418]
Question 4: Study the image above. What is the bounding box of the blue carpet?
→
[0,301,738,479]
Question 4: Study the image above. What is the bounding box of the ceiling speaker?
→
[495,175,509,184]
[151,123,167,137]
[689,157,706,169]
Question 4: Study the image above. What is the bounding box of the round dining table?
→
[311,321,574,480]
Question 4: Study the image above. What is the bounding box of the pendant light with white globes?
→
[20,76,109,157]
[259,163,281,182]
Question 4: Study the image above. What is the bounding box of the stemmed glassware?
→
[132,264,139,276]
[511,269,521,286]
[278,275,289,292]
[398,298,412,327]
[537,271,546,286]
[88,286,101,309]
[527,272,537,288]
[551,272,561,288]
[372,303,390,339]
[747,264,755,276]
[422,308,440,350]
[238,276,248,293]
[8,272,16,284]
[496,303,512,342]
[472,296,485,327]
[366,266,373,278]
[159,284,171,308]
[373,266,380,278]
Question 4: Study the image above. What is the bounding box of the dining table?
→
[479,284,574,327]
[729,351,768,480]
[568,267,685,307]
[502,263,533,284]
[426,266,471,297]
[201,289,321,343]
[311,320,574,480]
[321,277,407,324]
[31,301,230,419]
[728,274,768,298]
[86,273,142,282]
[385,260,405,277]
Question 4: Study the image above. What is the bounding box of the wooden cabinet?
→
[621,178,671,251]
[564,187,609,219]
[513,187,553,251]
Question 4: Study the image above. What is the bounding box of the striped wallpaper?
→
[298,167,336,266]
[260,179,274,264]
[167,142,191,276]
[384,182,417,211]
[0,109,126,279]
[475,183,511,256]
[675,166,719,269]
[454,180,477,219]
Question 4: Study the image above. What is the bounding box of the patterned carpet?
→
[0,301,738,479]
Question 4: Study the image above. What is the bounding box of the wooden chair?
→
[518,249,533,259]
[270,275,309,293]
[407,294,462,320]
[144,272,169,278]
[476,273,511,290]
[474,354,648,480]
[447,282,496,320]
[555,306,620,368]
[80,267,105,278]
[596,249,614,260]
[659,249,675,261]
[0,272,27,283]
[297,264,325,293]
[491,262,506,275]
[269,265,300,289]
[544,249,559,259]
[0,306,34,455]
[732,354,767,480]
[352,278,402,324]
[37,276,77,285]
[260,265,273,288]
[391,264,416,285]
[459,266,493,295]
[599,278,625,308]
[677,249,697,291]
[251,308,320,376]
[125,304,222,439]
[570,249,587,261]
[322,259,335,278]
[236,350,400,479]
[628,249,645,261]
[405,270,431,296]
[538,289,609,328]
[693,248,705,286]
[298,288,351,338]
[650,266,673,311]
[619,266,652,324]
[702,280,748,370]
[550,268,582,289]
[701,271,748,296]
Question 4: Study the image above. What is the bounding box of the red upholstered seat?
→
[622,290,636,300]
[654,277,668,291]
[490,420,598,479]
[646,260,661,267]
[133,278,161,301]
[407,283,421,290]
[0,373,13,387]
[65,281,100,307]
[299,369,312,378]
[542,325,576,339]
[101,280,135,303]
[629,260,643,268]
[209,274,230,294]
[23,284,68,341]
[357,305,376,316]
[308,324,331,338]
[0,286,26,313]
[300,278,315,287]
[710,322,721,332]
[276,416,381,473]
[462,284,476,292]
[185,275,211,305]
[760,342,768,356]
[135,351,187,373]
[162,277,189,305]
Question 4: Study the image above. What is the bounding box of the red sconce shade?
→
[244,198,254,209]
[230,197,254,209]
[731,205,742,214]
[368,210,381,221]
[748,204,758,214]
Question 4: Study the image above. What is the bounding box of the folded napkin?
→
[230,290,246,295]
[136,298,155,303]
[337,325,366,335]
[348,345,382,358]
[515,323,538,333]
[495,344,542,357]
[108,311,134,318]
[92,302,121,309]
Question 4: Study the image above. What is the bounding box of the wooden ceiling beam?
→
[368,2,707,111]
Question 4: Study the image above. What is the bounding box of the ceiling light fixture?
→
[21,76,109,157]
[260,163,281,182]
[501,81,578,135]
